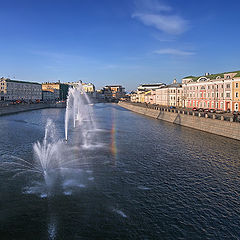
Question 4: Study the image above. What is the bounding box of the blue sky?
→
[0,0,240,91]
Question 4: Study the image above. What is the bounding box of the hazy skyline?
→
[0,0,240,91]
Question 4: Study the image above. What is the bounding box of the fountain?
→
[0,82,98,196]
[65,82,96,147]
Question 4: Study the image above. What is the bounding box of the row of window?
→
[186,84,231,90]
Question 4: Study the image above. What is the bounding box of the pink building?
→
[182,72,234,111]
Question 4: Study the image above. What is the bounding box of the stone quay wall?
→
[0,102,66,116]
[118,102,240,141]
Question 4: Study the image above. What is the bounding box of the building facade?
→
[42,81,69,100]
[0,78,42,101]
[102,85,126,100]
[155,81,182,107]
[181,72,237,111]
[232,76,240,111]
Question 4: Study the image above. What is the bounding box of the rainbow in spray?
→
[110,114,117,159]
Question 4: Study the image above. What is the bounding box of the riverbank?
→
[0,102,66,116]
[118,102,240,141]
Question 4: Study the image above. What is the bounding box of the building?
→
[42,89,59,101]
[137,83,165,91]
[155,80,183,107]
[181,71,237,111]
[67,81,95,93]
[0,77,42,101]
[232,74,240,111]
[102,85,125,101]
[42,81,69,100]
[144,90,157,104]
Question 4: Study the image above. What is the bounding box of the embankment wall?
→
[118,102,240,141]
[0,103,65,116]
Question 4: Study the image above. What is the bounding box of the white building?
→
[156,80,183,107]
[0,78,42,101]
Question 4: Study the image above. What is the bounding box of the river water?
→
[0,104,239,239]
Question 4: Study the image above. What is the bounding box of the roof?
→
[5,79,41,85]
[139,83,165,87]
[183,70,240,81]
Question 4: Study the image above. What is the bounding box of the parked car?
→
[209,109,216,113]
[192,107,198,111]
[198,108,204,112]
[169,106,176,109]
[204,108,209,112]
[216,109,225,114]
[233,111,240,115]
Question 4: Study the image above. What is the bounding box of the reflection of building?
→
[102,85,125,100]
[42,81,69,100]
[0,77,42,101]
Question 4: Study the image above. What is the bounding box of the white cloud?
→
[154,48,195,56]
[132,13,187,35]
[132,0,188,35]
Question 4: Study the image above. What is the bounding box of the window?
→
[235,103,238,111]
[226,84,230,88]
[236,92,239,98]
[236,83,239,88]
[226,93,230,98]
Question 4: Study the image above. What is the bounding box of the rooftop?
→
[3,78,41,85]
[183,70,240,81]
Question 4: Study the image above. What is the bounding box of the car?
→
[204,108,209,112]
[198,108,204,112]
[192,107,198,111]
[233,111,240,115]
[209,109,216,113]
[216,109,225,114]
[169,106,176,109]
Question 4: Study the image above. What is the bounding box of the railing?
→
[122,101,239,123]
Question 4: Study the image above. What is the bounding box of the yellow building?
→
[82,83,95,93]
[42,81,69,100]
[232,76,240,111]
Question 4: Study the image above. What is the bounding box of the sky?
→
[0,0,240,91]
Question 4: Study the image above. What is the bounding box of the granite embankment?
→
[119,102,240,141]
[0,103,65,116]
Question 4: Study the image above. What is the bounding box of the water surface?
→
[0,104,239,239]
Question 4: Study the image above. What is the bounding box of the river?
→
[0,103,239,239]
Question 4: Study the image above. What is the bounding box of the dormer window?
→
[226,75,231,79]
[216,76,221,79]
